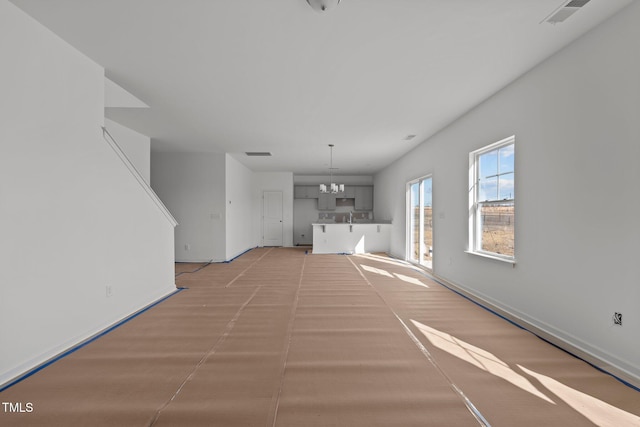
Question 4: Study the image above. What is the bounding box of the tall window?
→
[408,176,433,269]
[469,136,515,260]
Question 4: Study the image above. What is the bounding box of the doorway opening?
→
[407,176,433,270]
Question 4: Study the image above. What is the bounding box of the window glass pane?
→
[423,178,432,207]
[498,172,514,200]
[498,144,514,174]
[411,183,419,207]
[479,149,498,201]
[480,203,514,256]
[479,149,497,180]
[498,144,514,200]
[479,176,497,201]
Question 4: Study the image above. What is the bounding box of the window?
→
[469,136,515,260]
[407,175,433,269]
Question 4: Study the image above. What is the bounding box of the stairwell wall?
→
[0,0,176,386]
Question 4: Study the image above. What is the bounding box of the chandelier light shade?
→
[320,144,344,194]
[306,0,341,13]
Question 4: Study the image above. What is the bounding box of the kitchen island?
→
[312,222,391,255]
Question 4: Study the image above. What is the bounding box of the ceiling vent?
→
[245,152,272,157]
[543,0,591,24]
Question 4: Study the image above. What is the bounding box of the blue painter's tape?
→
[222,247,257,263]
[0,287,186,392]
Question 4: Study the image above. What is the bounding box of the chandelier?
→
[320,144,344,194]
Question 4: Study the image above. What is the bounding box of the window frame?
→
[468,136,516,263]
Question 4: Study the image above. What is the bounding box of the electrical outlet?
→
[106,285,112,298]
[185,244,191,251]
[613,312,622,326]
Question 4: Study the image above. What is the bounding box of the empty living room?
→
[1,0,639,426]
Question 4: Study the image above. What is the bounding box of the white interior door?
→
[263,191,283,246]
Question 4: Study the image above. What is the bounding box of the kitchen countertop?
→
[312,221,392,225]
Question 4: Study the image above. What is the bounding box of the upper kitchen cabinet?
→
[294,184,372,210]
[354,186,373,211]
[318,192,337,210]
[294,185,320,199]
[344,186,356,198]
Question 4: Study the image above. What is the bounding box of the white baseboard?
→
[428,272,640,391]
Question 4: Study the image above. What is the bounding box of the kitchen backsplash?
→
[318,211,373,223]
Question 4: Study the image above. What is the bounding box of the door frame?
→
[406,174,433,271]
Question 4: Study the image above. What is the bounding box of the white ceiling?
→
[11,0,632,175]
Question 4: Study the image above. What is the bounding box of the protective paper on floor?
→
[1,248,638,426]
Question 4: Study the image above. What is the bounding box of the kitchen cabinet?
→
[317,193,336,210]
[294,185,320,199]
[344,186,356,198]
[307,186,320,198]
[294,184,372,211]
[354,186,373,211]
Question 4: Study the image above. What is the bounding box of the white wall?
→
[151,152,226,262]
[151,158,294,261]
[225,154,254,259]
[0,0,176,385]
[374,2,640,383]
[104,118,151,185]
[293,199,318,246]
[253,172,294,248]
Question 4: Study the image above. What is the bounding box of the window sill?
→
[465,250,516,266]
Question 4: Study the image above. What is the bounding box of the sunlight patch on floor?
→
[393,273,429,288]
[354,253,415,269]
[360,264,394,278]
[411,320,554,403]
[518,365,640,427]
